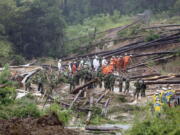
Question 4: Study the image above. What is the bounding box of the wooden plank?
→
[145,80,180,85]
[71,79,97,94]
[69,90,83,109]
[86,96,94,124]
[96,91,109,104]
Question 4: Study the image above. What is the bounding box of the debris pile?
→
[0,113,79,135]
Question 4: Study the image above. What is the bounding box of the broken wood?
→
[0,84,7,88]
[102,98,110,116]
[130,73,161,80]
[71,79,97,94]
[128,55,175,70]
[85,125,122,131]
[96,91,109,104]
[133,51,177,58]
[142,24,180,30]
[86,96,94,124]
[21,68,42,84]
[145,80,180,85]
[69,90,83,109]
[145,74,180,81]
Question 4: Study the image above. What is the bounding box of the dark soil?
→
[0,113,79,135]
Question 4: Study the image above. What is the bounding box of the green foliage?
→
[117,24,141,38]
[62,0,177,24]
[0,40,13,66]
[173,0,180,15]
[45,103,71,125]
[0,96,42,119]
[65,14,131,54]
[144,31,160,42]
[89,106,107,125]
[127,105,180,135]
[0,87,16,105]
[0,0,66,58]
[117,95,127,103]
[0,64,10,84]
[13,102,41,118]
[11,55,25,65]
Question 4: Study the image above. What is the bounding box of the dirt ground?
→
[0,113,79,135]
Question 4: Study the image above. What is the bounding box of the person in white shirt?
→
[102,57,108,66]
[58,59,62,72]
[93,56,100,71]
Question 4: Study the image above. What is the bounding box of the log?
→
[143,24,180,30]
[145,80,180,85]
[86,96,94,124]
[0,84,7,88]
[145,74,180,81]
[62,17,145,61]
[47,95,91,112]
[128,55,175,70]
[96,91,109,104]
[133,51,177,58]
[21,68,42,84]
[71,79,97,94]
[104,34,180,58]
[64,31,180,61]
[129,73,161,80]
[85,125,122,131]
[69,90,83,109]
[102,98,110,116]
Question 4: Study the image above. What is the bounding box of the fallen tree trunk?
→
[142,24,180,30]
[21,68,42,86]
[104,34,180,58]
[71,79,97,94]
[128,55,175,70]
[102,98,110,116]
[145,80,180,85]
[130,73,161,80]
[69,90,83,109]
[145,74,180,81]
[0,84,7,88]
[85,125,122,131]
[86,96,94,124]
[47,95,91,112]
[96,91,109,104]
[132,51,177,58]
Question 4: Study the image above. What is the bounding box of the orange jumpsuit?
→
[102,65,114,75]
[110,58,116,66]
[116,57,124,71]
[72,64,77,74]
[123,56,131,70]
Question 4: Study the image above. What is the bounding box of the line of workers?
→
[58,53,132,75]
[57,53,146,99]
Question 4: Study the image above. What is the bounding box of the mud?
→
[0,113,79,135]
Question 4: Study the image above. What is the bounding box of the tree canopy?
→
[0,0,179,60]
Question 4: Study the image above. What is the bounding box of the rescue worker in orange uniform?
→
[123,53,132,72]
[117,55,124,73]
[110,56,116,66]
[72,62,77,74]
[114,56,119,71]
[102,64,114,75]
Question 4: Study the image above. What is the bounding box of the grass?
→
[64,12,132,54]
[65,13,131,39]
[126,104,180,135]
[0,96,42,119]
[45,103,72,125]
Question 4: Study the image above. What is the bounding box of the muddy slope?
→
[0,113,79,135]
